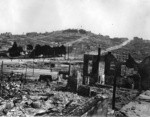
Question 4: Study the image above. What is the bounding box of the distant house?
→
[124,54,150,90]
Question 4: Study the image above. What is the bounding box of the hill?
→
[111,37,150,61]
[0,29,128,55]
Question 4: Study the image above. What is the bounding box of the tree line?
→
[29,44,66,58]
[8,42,66,58]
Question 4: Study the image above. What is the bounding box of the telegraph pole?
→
[25,64,27,83]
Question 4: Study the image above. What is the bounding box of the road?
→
[65,36,89,46]
[88,39,132,55]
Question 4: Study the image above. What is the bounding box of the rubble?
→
[0,49,144,116]
[77,85,91,96]
[0,79,138,117]
[0,80,90,116]
[115,90,150,117]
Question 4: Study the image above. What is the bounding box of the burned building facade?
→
[139,56,150,90]
[83,48,117,85]
[82,46,150,90]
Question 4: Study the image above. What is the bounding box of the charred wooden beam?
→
[66,95,104,116]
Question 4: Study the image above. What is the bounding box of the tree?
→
[12,42,17,49]
[34,44,42,56]
[27,44,33,51]
[79,29,87,34]
[29,44,66,58]
[18,46,23,52]
[8,42,23,57]
[42,45,50,57]
[60,45,66,56]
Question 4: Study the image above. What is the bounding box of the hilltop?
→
[0,29,128,55]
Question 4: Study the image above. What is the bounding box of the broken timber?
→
[66,95,107,116]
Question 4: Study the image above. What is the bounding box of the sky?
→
[0,0,150,39]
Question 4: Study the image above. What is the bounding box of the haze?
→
[0,0,150,39]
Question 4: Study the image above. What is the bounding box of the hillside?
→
[111,37,150,61]
[0,29,128,55]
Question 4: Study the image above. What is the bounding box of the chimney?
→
[96,46,101,83]
[98,46,101,60]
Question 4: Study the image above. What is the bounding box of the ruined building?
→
[83,48,117,85]
[139,56,150,90]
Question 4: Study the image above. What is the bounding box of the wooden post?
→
[76,71,79,92]
[67,46,69,60]
[33,59,34,75]
[25,64,27,83]
[54,51,55,60]
[49,60,51,72]
[74,48,76,60]
[69,62,71,76]
[68,45,70,60]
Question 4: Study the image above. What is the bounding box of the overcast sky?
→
[0,0,150,39]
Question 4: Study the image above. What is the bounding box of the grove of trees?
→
[8,42,66,58]
[27,44,33,51]
[29,44,66,58]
